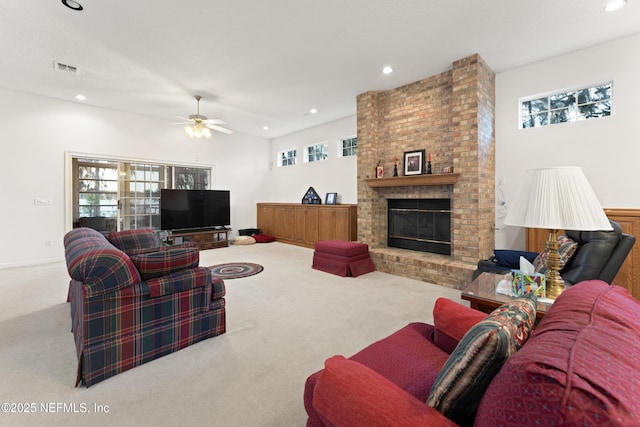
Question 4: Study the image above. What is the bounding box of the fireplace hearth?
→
[387,199,451,255]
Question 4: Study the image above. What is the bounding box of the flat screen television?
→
[160,189,230,231]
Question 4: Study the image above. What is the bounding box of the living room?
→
[2,1,640,426]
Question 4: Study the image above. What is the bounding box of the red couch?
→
[304,280,640,426]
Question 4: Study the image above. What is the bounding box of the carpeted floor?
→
[0,242,465,426]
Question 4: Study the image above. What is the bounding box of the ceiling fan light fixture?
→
[184,122,212,139]
[180,95,230,138]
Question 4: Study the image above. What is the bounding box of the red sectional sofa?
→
[304,280,640,426]
[63,227,226,387]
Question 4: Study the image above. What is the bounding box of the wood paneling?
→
[526,208,639,299]
[257,203,357,248]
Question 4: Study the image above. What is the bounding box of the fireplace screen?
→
[387,199,451,255]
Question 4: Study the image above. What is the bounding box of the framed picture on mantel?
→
[404,149,425,175]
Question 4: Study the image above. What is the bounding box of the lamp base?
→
[544,229,565,299]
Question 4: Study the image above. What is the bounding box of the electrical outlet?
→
[45,240,52,247]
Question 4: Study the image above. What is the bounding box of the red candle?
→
[427,153,431,162]
[394,156,397,165]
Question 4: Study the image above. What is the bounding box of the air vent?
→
[53,61,78,74]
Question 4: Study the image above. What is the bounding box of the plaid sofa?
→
[64,227,226,387]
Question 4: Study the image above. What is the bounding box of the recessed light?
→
[383,66,394,74]
[309,108,318,114]
[605,0,627,11]
[62,0,83,11]
[75,94,86,101]
[263,126,269,130]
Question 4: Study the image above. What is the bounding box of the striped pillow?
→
[130,247,199,280]
[532,234,577,275]
[427,293,537,426]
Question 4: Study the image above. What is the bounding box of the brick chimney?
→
[356,54,495,289]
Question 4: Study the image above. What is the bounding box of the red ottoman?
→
[312,240,375,277]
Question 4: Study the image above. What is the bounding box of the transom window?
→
[279,149,297,166]
[305,142,328,162]
[521,82,612,128]
[339,136,357,157]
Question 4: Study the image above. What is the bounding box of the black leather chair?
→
[472,220,635,286]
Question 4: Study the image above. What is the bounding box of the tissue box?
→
[511,269,546,298]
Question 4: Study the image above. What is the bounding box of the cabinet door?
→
[257,205,275,236]
[294,206,307,243]
[333,207,352,241]
[318,208,334,242]
[305,207,319,244]
[281,206,295,240]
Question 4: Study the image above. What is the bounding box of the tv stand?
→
[170,228,229,250]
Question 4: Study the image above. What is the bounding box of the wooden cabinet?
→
[318,205,356,242]
[172,229,229,250]
[294,206,319,244]
[526,208,640,299]
[257,203,357,248]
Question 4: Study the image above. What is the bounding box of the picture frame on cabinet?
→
[325,193,337,205]
[404,149,425,175]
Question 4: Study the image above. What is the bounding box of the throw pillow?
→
[433,298,487,354]
[234,236,256,245]
[130,247,199,280]
[532,234,578,275]
[426,293,537,426]
[253,234,276,243]
[493,250,538,269]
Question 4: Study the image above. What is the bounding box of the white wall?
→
[0,89,269,268]
[495,32,640,250]
[267,115,357,204]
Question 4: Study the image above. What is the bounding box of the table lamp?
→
[504,166,612,299]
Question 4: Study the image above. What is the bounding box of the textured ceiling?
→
[1,0,639,138]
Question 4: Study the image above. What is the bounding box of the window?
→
[305,142,328,162]
[75,159,118,218]
[521,82,612,128]
[72,157,210,231]
[119,163,166,230]
[174,167,209,189]
[279,149,297,166]
[339,136,357,157]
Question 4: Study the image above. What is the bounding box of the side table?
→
[461,272,552,323]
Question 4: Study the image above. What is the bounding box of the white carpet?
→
[0,242,465,426]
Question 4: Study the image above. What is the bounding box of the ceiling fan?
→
[176,95,233,138]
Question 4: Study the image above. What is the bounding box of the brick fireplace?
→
[356,54,495,289]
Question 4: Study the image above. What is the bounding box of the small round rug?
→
[209,262,264,279]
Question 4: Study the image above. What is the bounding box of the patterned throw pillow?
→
[130,247,199,280]
[426,293,537,426]
[532,234,578,275]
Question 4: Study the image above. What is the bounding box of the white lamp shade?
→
[504,167,612,231]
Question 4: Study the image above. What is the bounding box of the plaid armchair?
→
[64,228,226,387]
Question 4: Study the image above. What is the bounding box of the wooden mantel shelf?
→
[365,173,459,188]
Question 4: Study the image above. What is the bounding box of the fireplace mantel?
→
[365,173,459,188]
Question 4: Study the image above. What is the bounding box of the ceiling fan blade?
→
[203,118,226,125]
[208,124,234,135]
